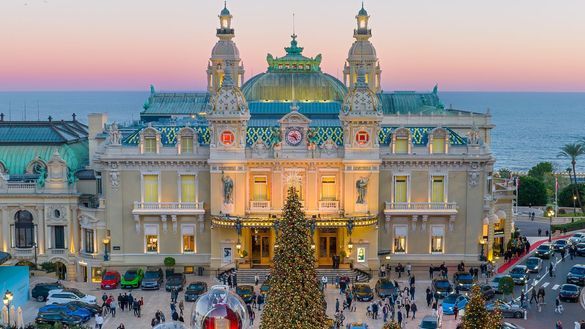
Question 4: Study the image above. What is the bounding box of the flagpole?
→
[515,176,519,216]
[555,175,558,216]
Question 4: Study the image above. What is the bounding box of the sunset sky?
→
[1,0,585,92]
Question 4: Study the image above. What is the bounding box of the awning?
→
[211,215,378,229]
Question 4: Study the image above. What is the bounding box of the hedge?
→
[551,219,585,233]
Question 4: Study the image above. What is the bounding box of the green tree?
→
[498,168,512,179]
[499,276,515,301]
[461,285,502,329]
[518,176,548,206]
[260,187,327,329]
[558,183,585,208]
[558,142,585,210]
[528,162,553,181]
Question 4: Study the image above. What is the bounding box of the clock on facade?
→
[356,130,370,145]
[286,128,303,146]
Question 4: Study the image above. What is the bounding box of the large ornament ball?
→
[190,284,250,329]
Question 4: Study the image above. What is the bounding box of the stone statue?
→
[221,171,234,204]
[307,128,319,145]
[269,127,282,147]
[467,124,482,145]
[356,177,369,204]
[109,122,121,145]
[110,171,120,190]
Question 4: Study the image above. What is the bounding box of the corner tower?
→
[343,3,381,93]
[207,2,245,93]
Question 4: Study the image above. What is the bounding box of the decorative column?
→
[1,207,9,252]
[449,215,456,232]
[411,215,418,231]
[384,214,391,232]
[133,215,140,233]
[71,206,79,254]
[161,215,168,233]
[198,214,205,234]
[421,215,428,232]
[171,215,178,233]
[36,206,46,254]
[487,218,495,261]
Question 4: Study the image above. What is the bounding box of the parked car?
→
[558,284,582,302]
[441,293,469,315]
[418,314,441,329]
[141,267,164,290]
[354,284,374,302]
[46,289,97,305]
[576,243,585,256]
[100,271,121,290]
[502,322,525,329]
[569,233,585,245]
[347,323,369,329]
[489,275,512,294]
[566,264,585,285]
[35,312,83,326]
[39,304,92,322]
[121,268,144,289]
[509,265,529,285]
[432,278,453,299]
[475,284,495,301]
[375,278,397,299]
[185,282,208,302]
[165,273,186,291]
[486,301,525,318]
[236,285,255,304]
[453,272,474,291]
[66,301,101,315]
[552,239,569,252]
[31,282,64,302]
[524,257,543,273]
[534,244,553,259]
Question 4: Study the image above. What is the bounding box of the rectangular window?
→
[84,229,94,253]
[181,138,194,154]
[96,171,103,195]
[181,175,196,203]
[321,176,336,201]
[431,225,445,253]
[394,176,408,203]
[432,138,445,154]
[144,137,157,153]
[431,176,445,203]
[182,225,195,253]
[395,138,408,154]
[393,226,407,253]
[145,224,159,253]
[143,174,159,203]
[253,176,268,201]
[53,226,65,249]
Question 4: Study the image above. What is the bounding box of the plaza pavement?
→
[24,271,461,329]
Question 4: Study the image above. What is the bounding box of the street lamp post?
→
[573,195,577,216]
[547,209,555,242]
[102,237,110,261]
[3,290,13,327]
[32,242,38,269]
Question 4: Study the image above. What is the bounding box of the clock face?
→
[286,128,303,146]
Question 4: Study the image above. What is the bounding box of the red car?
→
[101,271,121,290]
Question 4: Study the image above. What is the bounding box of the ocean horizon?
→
[1,91,584,172]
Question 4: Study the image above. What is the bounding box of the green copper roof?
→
[141,92,209,116]
[266,35,322,73]
[379,91,445,115]
[0,121,88,144]
[0,142,89,175]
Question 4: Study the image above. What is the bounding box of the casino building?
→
[0,4,514,282]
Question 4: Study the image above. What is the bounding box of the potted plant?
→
[238,250,251,269]
[339,250,351,269]
[164,256,176,277]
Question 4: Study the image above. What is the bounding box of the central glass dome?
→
[241,35,347,102]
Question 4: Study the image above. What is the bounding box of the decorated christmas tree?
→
[461,285,502,329]
[382,321,402,329]
[260,187,327,329]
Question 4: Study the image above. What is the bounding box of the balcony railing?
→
[132,201,205,215]
[319,200,339,212]
[12,248,33,257]
[3,182,37,193]
[384,202,458,215]
[250,200,271,212]
[49,249,66,255]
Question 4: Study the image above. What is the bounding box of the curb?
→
[581,286,585,311]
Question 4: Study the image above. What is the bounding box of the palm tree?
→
[558,142,585,211]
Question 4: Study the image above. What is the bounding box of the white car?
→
[569,232,585,245]
[45,288,97,305]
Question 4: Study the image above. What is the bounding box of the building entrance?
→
[318,230,338,266]
[251,229,271,265]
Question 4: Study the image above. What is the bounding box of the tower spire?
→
[292,12,296,36]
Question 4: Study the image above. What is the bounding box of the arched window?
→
[141,127,159,154]
[0,162,6,174]
[393,128,410,154]
[14,210,35,248]
[178,128,196,154]
[26,160,47,175]
[429,128,448,154]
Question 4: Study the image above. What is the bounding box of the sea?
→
[0,91,584,172]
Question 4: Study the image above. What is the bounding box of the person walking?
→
[549,262,555,278]
[426,287,432,307]
[254,274,259,286]
[335,298,340,313]
[530,288,537,304]
[410,285,415,300]
[95,313,104,329]
[404,302,410,319]
[411,302,417,319]
[110,299,117,318]
[322,275,328,288]
[454,305,459,320]
[561,248,566,262]
[538,228,542,237]
[250,309,255,326]
[397,309,403,327]
[117,324,125,329]
[179,300,184,316]
[406,263,412,277]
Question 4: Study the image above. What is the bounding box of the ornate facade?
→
[0,4,514,282]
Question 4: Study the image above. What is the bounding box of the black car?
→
[534,244,553,259]
[353,284,374,302]
[66,301,101,315]
[141,267,164,290]
[476,284,495,301]
[509,265,529,285]
[566,264,585,286]
[524,257,543,273]
[552,239,569,252]
[31,282,64,302]
[432,278,453,299]
[36,312,83,326]
[453,272,474,291]
[576,243,585,256]
[165,273,186,292]
[185,282,208,302]
[558,284,581,302]
[236,285,255,304]
[375,278,397,299]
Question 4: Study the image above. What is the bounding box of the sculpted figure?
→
[221,171,234,204]
[356,177,369,204]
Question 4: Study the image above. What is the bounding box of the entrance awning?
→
[211,214,379,229]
